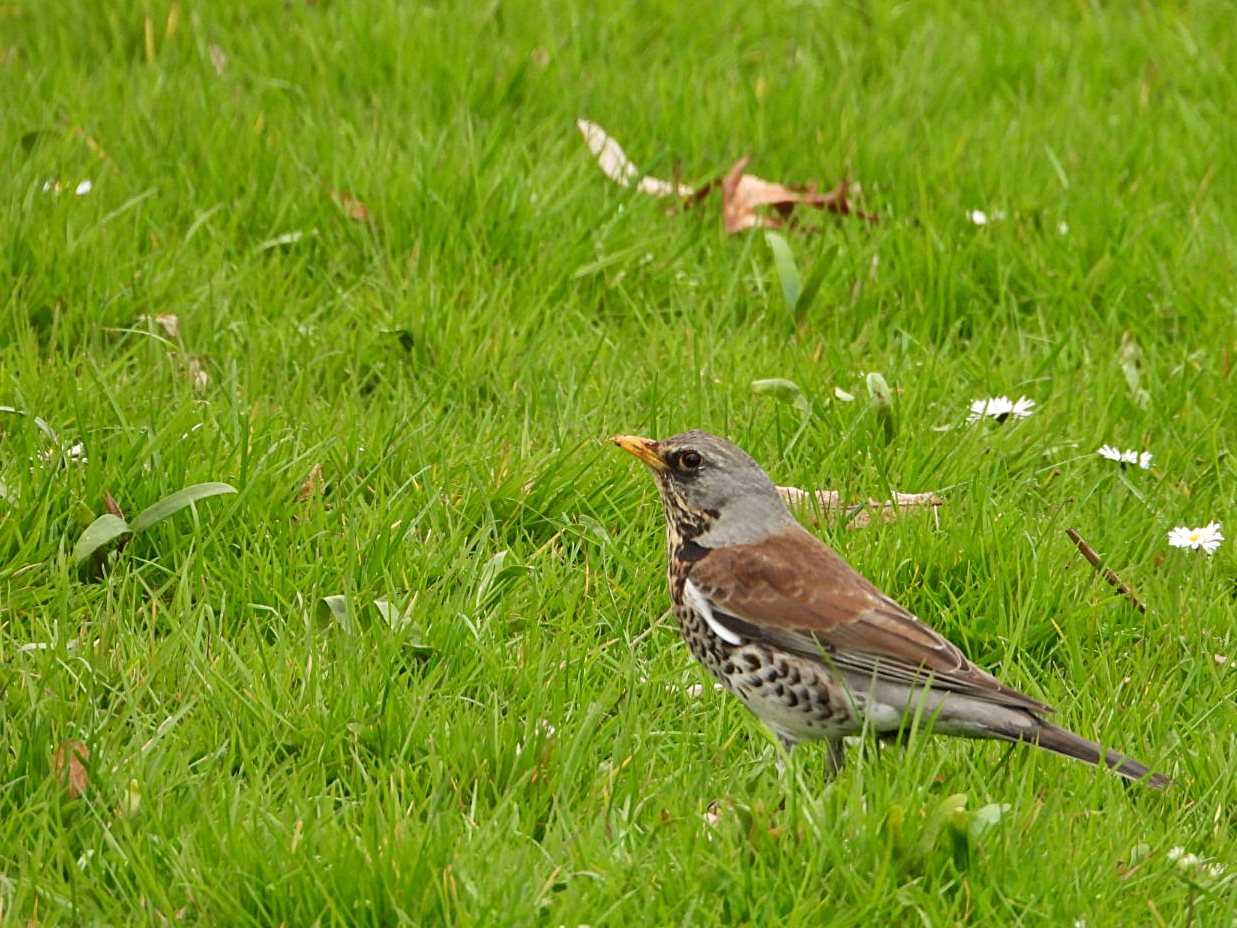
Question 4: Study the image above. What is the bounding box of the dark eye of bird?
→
[678,450,703,470]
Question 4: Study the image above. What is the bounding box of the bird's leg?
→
[775,732,795,774]
[824,738,846,779]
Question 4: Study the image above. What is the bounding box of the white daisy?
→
[967,395,1035,423]
[1167,522,1224,555]
[36,441,88,464]
[966,209,1006,226]
[1097,445,1152,469]
[1167,846,1226,880]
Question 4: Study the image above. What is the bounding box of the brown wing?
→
[686,526,1051,713]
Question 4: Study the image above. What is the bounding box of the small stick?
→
[1065,528,1147,614]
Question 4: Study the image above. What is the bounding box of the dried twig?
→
[1065,527,1147,614]
[778,487,943,529]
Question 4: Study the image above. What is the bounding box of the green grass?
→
[2,0,1236,924]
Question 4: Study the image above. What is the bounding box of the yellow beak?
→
[610,434,668,470]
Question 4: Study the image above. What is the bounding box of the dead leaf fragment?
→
[155,314,180,338]
[576,118,694,197]
[576,119,878,232]
[296,462,325,503]
[330,189,374,224]
[721,156,875,233]
[778,486,943,529]
[208,43,227,75]
[138,313,180,338]
[187,356,209,393]
[53,739,89,799]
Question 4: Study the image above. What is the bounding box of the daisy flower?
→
[966,209,1006,226]
[967,395,1035,423]
[1167,522,1223,555]
[1097,445,1152,469]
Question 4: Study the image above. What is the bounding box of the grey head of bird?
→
[611,429,800,547]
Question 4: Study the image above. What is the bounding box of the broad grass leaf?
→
[794,245,834,322]
[1118,331,1150,408]
[373,597,414,633]
[72,514,132,565]
[130,482,237,533]
[764,231,802,312]
[967,802,1009,847]
[373,598,433,656]
[866,371,896,443]
[475,550,528,614]
[316,594,355,634]
[751,378,811,422]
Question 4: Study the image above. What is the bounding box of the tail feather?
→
[1018,719,1172,789]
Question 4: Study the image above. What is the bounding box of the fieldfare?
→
[613,429,1169,788]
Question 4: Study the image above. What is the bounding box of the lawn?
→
[2,0,1235,924]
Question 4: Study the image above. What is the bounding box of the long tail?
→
[1018,719,1172,789]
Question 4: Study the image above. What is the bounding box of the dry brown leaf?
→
[156,314,181,338]
[577,119,878,231]
[778,486,943,529]
[53,739,89,799]
[187,356,209,394]
[721,156,875,233]
[137,313,180,338]
[296,463,325,503]
[330,189,374,224]
[103,491,125,519]
[208,43,227,75]
[577,119,695,197]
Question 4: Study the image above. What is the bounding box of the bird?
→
[612,429,1169,788]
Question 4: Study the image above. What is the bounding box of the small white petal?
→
[966,209,989,226]
[74,180,93,196]
[1009,396,1036,418]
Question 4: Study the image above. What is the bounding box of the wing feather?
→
[688,527,1051,714]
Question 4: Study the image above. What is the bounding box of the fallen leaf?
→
[209,43,227,75]
[53,739,90,799]
[576,120,877,232]
[187,357,209,393]
[154,314,180,338]
[721,156,874,233]
[330,189,374,224]
[576,119,694,197]
[778,487,944,529]
[296,463,324,503]
[138,313,180,338]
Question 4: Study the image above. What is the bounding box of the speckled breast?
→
[670,593,851,743]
